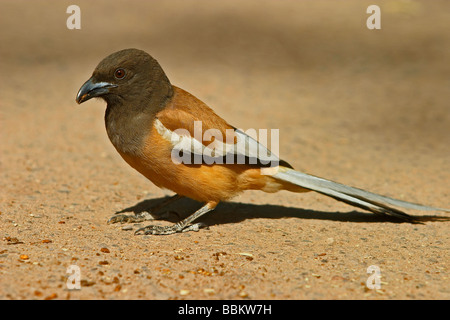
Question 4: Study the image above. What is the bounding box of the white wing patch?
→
[154,118,280,168]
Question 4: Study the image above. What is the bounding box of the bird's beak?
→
[76,77,117,104]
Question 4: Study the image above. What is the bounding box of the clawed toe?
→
[107,212,153,224]
[107,214,131,224]
[134,224,179,235]
[134,222,208,235]
[181,222,208,232]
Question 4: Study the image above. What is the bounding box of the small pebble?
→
[180,289,190,296]
[204,288,215,295]
[238,252,253,257]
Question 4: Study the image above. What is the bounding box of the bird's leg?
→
[108,194,183,224]
[134,201,217,235]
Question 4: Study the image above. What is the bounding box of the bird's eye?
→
[114,68,126,79]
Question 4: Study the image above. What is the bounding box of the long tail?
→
[273,167,450,221]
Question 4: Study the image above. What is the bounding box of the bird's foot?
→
[107,211,180,224]
[134,222,208,235]
[108,211,152,224]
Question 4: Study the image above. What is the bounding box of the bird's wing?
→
[156,86,283,167]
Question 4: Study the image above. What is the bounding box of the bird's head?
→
[76,48,172,106]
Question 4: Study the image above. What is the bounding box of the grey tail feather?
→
[273,167,450,222]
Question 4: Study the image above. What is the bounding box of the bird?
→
[76,48,449,235]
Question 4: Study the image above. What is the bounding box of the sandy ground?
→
[0,0,449,300]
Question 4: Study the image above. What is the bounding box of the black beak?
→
[76,77,117,104]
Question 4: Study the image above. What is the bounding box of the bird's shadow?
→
[114,196,449,225]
